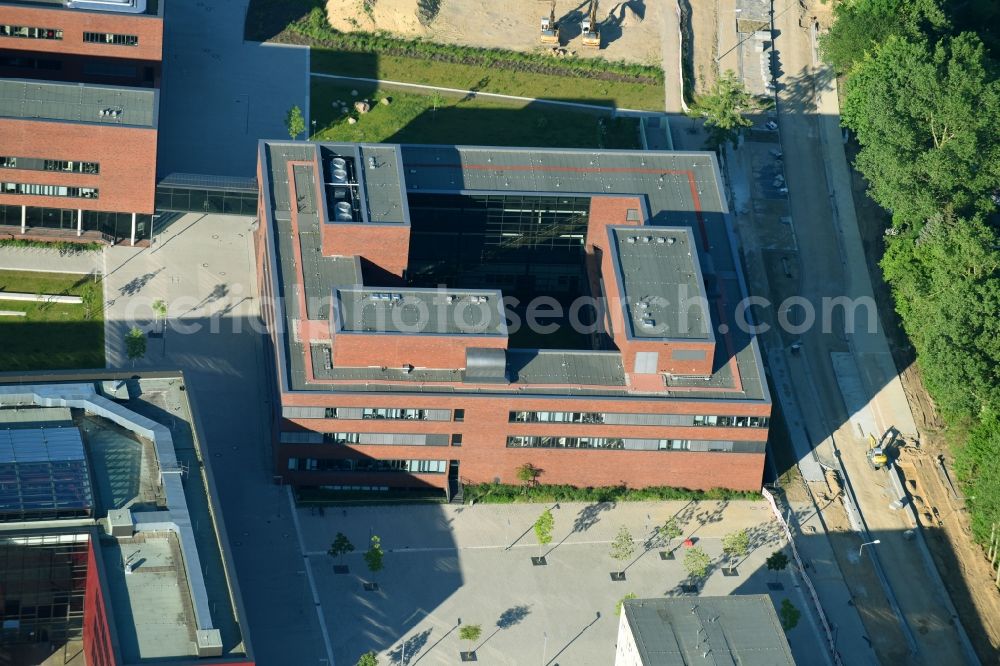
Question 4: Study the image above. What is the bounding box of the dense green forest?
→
[821,0,1000,546]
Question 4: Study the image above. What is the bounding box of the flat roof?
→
[623,596,796,666]
[259,141,768,403]
[0,0,162,17]
[264,142,408,226]
[610,226,711,340]
[335,286,507,337]
[0,79,157,128]
[0,378,249,663]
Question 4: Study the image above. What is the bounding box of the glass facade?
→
[155,185,257,215]
[0,533,88,647]
[0,204,151,243]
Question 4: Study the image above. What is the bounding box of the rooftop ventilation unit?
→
[666,237,676,245]
[641,318,656,327]
[331,157,347,170]
[445,295,455,304]
[334,201,353,221]
[643,236,652,243]
[626,236,636,244]
[656,236,666,244]
[331,167,349,185]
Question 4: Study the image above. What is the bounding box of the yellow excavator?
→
[866,429,895,470]
[540,0,559,44]
[581,0,601,48]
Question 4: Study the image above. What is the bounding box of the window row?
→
[0,157,99,174]
[692,415,769,428]
[324,407,456,421]
[0,183,97,199]
[287,457,447,474]
[279,431,452,446]
[508,411,768,428]
[0,25,61,40]
[506,435,762,453]
[83,32,138,46]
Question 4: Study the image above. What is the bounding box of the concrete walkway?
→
[311,72,661,117]
[0,246,101,275]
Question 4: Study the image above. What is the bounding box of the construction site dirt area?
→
[325,0,663,65]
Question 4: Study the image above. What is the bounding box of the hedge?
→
[463,483,759,504]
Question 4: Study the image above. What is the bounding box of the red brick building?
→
[0,0,162,244]
[256,142,772,496]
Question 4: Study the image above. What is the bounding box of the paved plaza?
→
[100,213,327,665]
[296,500,827,665]
[158,0,310,177]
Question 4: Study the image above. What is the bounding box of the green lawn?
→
[312,80,641,149]
[311,50,666,111]
[0,270,104,371]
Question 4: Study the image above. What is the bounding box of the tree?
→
[779,599,800,631]
[515,463,541,493]
[356,651,378,666]
[880,216,1000,419]
[683,546,711,579]
[534,509,554,550]
[363,535,384,575]
[458,623,481,654]
[285,104,306,140]
[690,70,762,149]
[657,517,683,549]
[722,529,750,559]
[610,526,635,564]
[615,592,637,616]
[152,299,167,335]
[765,550,790,581]
[819,0,948,73]
[842,33,1000,228]
[954,407,1000,545]
[328,532,355,562]
[125,326,146,366]
[430,91,445,115]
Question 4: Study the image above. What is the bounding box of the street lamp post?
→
[858,539,881,558]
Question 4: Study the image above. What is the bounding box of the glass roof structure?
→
[0,427,94,522]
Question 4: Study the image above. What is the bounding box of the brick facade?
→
[0,4,163,62]
[0,118,157,213]
[276,391,770,492]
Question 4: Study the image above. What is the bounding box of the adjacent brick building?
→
[256,141,772,496]
[0,0,162,244]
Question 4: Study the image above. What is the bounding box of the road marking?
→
[288,486,336,666]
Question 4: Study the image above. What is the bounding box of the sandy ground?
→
[325,0,663,65]
[687,0,718,95]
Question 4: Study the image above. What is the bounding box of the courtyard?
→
[295,499,827,665]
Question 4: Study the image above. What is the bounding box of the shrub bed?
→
[463,482,759,504]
